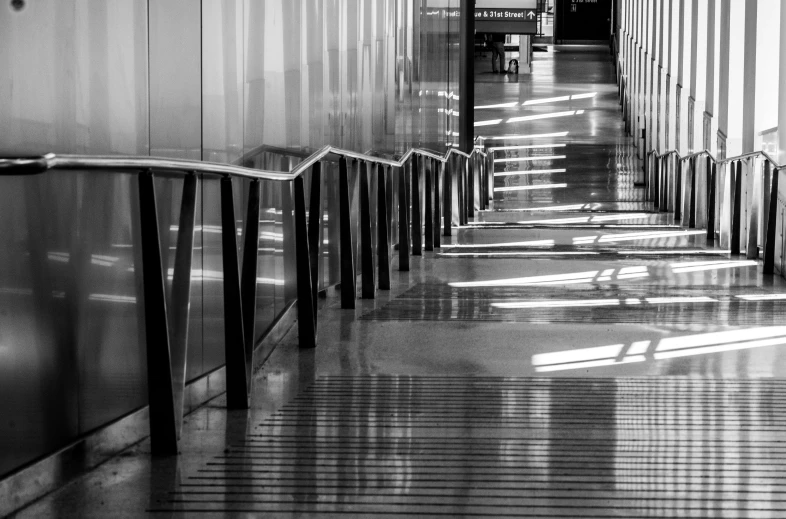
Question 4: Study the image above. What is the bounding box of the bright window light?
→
[572,230,705,244]
[88,294,137,304]
[627,341,651,355]
[445,239,556,249]
[523,95,571,106]
[507,111,577,123]
[474,119,503,127]
[535,356,644,373]
[494,155,566,163]
[495,183,568,192]
[481,132,570,141]
[736,294,786,301]
[474,102,519,109]
[490,144,567,151]
[670,260,758,273]
[494,299,621,309]
[494,168,568,177]
[620,249,731,255]
[657,327,786,353]
[644,296,717,304]
[439,251,596,257]
[571,92,598,99]
[518,214,649,225]
[449,270,600,287]
[533,344,624,367]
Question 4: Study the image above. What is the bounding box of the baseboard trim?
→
[0,301,298,516]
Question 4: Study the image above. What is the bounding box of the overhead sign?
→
[475,8,537,34]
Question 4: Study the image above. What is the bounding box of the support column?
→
[717,0,730,159]
[459,0,474,153]
[703,0,716,152]
[781,0,786,165]
[741,0,757,153]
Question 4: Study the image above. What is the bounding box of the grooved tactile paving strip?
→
[150,376,786,517]
[359,283,786,325]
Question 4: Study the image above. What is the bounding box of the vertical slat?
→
[459,157,467,226]
[397,163,410,271]
[475,154,480,211]
[444,156,454,236]
[240,178,261,383]
[650,155,656,201]
[220,176,249,408]
[433,160,442,248]
[338,157,356,307]
[293,176,317,348]
[377,164,391,289]
[764,163,778,274]
[411,155,422,255]
[673,158,682,221]
[360,161,375,297]
[486,151,494,207]
[467,155,475,218]
[747,158,761,260]
[308,162,321,315]
[138,170,178,456]
[424,160,434,251]
[688,157,697,228]
[706,159,716,243]
[452,155,461,228]
[731,161,742,255]
[170,173,198,437]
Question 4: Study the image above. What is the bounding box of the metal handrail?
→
[0,141,487,180]
[647,148,783,169]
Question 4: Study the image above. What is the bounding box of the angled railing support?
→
[424,160,434,252]
[338,157,356,306]
[764,163,778,274]
[138,170,179,455]
[170,172,198,437]
[360,161,375,297]
[240,178,261,385]
[411,155,422,256]
[397,162,410,271]
[377,164,391,289]
[293,176,317,348]
[220,176,250,408]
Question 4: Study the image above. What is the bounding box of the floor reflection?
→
[155,375,786,515]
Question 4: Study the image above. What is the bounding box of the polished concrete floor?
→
[16,46,786,518]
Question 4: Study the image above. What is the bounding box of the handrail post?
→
[688,157,696,228]
[240,178,260,393]
[433,159,441,248]
[444,156,453,237]
[764,163,778,274]
[673,158,681,221]
[424,160,434,251]
[706,159,716,243]
[411,154,422,255]
[307,163,322,316]
[731,161,742,255]
[398,161,411,271]
[747,158,761,260]
[486,151,494,207]
[138,170,178,456]
[467,155,475,219]
[169,172,198,439]
[220,176,250,407]
[360,161,375,297]
[377,164,391,289]
[339,157,357,306]
[293,176,317,348]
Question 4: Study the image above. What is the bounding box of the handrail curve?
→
[0,141,488,179]
[647,148,783,169]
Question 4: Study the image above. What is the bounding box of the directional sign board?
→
[475,1,537,34]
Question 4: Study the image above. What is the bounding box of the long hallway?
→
[17,46,786,518]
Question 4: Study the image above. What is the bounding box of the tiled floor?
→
[17,46,786,518]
